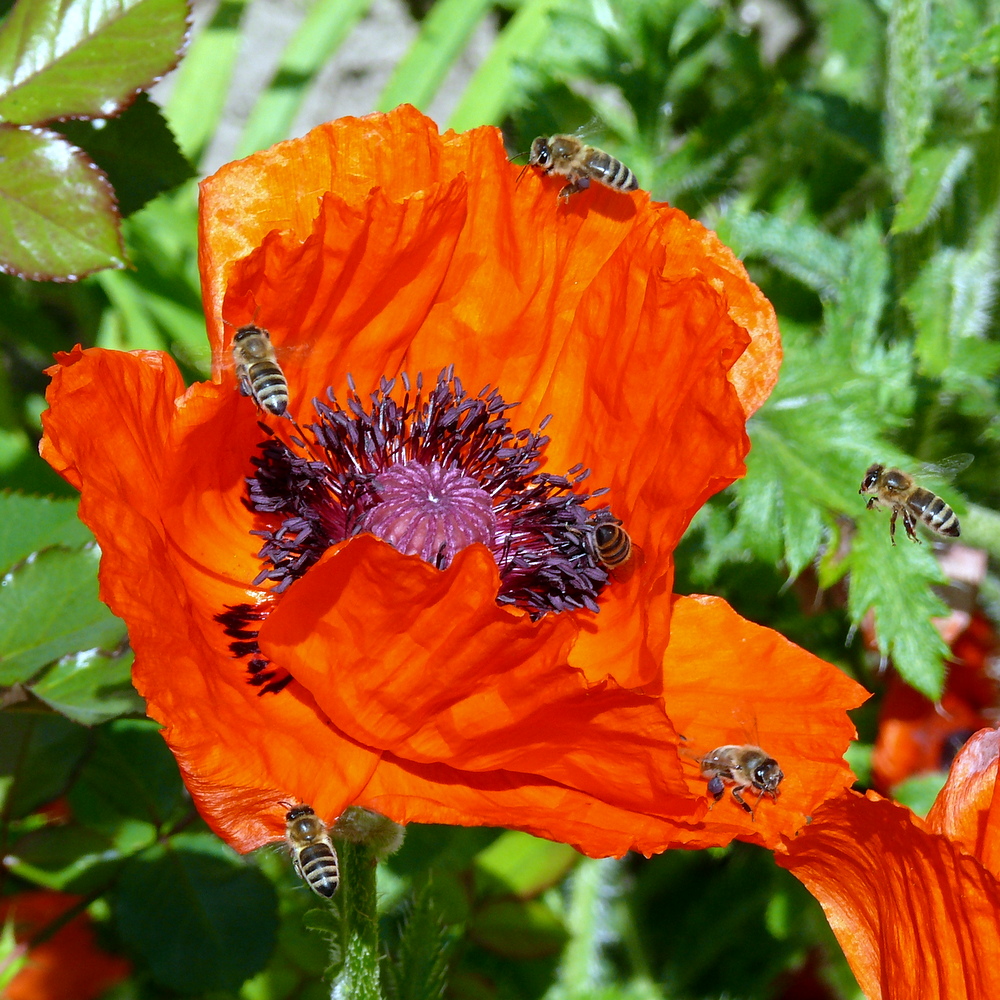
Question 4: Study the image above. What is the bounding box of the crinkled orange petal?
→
[202,107,767,690]
[778,790,1000,1000]
[41,347,383,852]
[926,728,1000,877]
[0,892,130,1000]
[660,596,868,849]
[259,535,693,818]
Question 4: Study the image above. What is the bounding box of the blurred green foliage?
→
[2,0,999,996]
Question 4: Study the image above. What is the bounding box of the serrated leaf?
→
[0,125,124,280]
[59,94,194,217]
[474,831,578,900]
[0,713,90,817]
[845,518,949,698]
[0,0,189,125]
[378,0,492,113]
[383,883,453,1000]
[0,545,126,684]
[0,492,91,574]
[719,210,849,298]
[905,249,956,376]
[891,144,972,234]
[30,647,143,726]
[67,718,187,832]
[114,832,278,993]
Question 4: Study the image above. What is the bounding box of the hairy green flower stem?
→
[330,841,380,1000]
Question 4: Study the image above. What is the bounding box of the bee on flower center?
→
[859,457,970,544]
[232,325,289,417]
[284,803,340,898]
[697,744,783,818]
[525,134,639,201]
[585,512,633,572]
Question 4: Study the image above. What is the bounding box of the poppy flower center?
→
[363,461,496,567]
[217,367,622,694]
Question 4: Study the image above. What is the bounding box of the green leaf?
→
[0,0,190,125]
[891,144,972,234]
[0,125,125,280]
[718,210,849,299]
[0,492,91,574]
[378,0,492,113]
[237,0,372,158]
[0,545,126,684]
[448,0,568,131]
[892,771,947,817]
[59,94,195,217]
[0,712,90,817]
[474,831,578,899]
[845,517,949,698]
[884,0,932,197]
[30,647,143,726]
[905,248,955,376]
[5,821,122,893]
[67,718,187,832]
[383,883,453,1000]
[114,832,278,993]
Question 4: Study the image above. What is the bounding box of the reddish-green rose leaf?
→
[60,94,194,217]
[0,125,125,280]
[0,0,189,125]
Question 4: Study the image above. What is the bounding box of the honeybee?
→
[698,745,784,817]
[859,456,971,544]
[284,804,340,898]
[232,324,289,417]
[585,511,633,572]
[526,135,639,200]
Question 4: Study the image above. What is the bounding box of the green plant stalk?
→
[330,841,380,1000]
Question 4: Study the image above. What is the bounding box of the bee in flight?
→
[232,324,289,417]
[284,803,340,898]
[525,134,639,201]
[585,511,634,574]
[859,455,971,544]
[697,744,784,818]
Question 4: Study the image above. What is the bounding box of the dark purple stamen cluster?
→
[217,367,615,692]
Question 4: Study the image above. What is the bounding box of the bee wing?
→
[913,453,974,483]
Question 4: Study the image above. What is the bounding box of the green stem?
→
[330,841,380,1000]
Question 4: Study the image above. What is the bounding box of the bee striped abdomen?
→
[588,151,638,191]
[909,489,960,536]
[295,843,340,898]
[245,362,288,416]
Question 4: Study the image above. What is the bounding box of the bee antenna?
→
[516,162,532,185]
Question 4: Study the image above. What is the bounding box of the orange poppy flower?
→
[0,891,131,1000]
[41,105,864,857]
[779,729,1000,999]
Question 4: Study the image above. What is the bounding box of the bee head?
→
[753,759,783,793]
[285,803,315,823]
[529,136,551,168]
[860,463,883,494]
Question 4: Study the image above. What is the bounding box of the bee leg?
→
[731,785,754,815]
[558,176,589,200]
[237,374,253,398]
[903,509,921,544]
[865,497,878,511]
[889,508,898,545]
[706,775,725,801]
